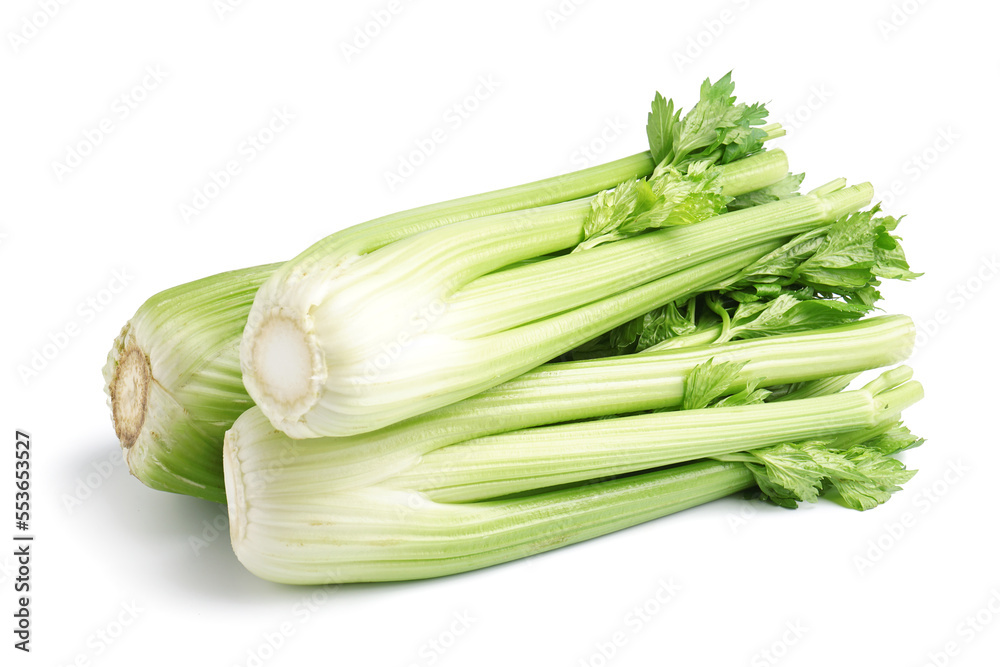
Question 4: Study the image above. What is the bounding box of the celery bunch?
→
[103,74,925,585]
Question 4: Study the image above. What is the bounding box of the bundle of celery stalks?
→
[104,74,924,584]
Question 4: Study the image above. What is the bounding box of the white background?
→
[2,1,998,665]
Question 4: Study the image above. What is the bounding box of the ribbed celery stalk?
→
[241,170,871,438]
[392,371,922,501]
[229,458,756,584]
[103,151,668,503]
[224,368,922,583]
[104,265,275,502]
[229,315,914,495]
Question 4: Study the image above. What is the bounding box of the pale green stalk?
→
[226,454,754,584]
[104,150,666,503]
[392,370,922,501]
[241,155,874,439]
[224,368,922,583]
[227,315,914,496]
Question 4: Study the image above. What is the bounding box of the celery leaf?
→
[577,168,730,251]
[646,92,681,165]
[672,73,739,165]
[712,377,771,408]
[828,447,918,511]
[716,433,921,510]
[646,72,771,174]
[682,358,747,410]
[726,294,867,341]
[722,205,920,306]
[728,172,805,211]
[855,423,925,456]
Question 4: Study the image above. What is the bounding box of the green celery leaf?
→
[712,377,771,407]
[682,358,747,410]
[577,168,730,251]
[606,313,647,352]
[873,232,922,280]
[722,205,919,306]
[623,167,730,232]
[672,73,739,164]
[716,436,920,510]
[724,227,829,289]
[719,102,770,164]
[580,178,641,246]
[646,92,681,165]
[727,284,815,304]
[728,172,805,211]
[584,73,774,252]
[644,73,772,176]
[828,446,918,511]
[744,443,828,504]
[741,462,803,509]
[574,298,700,358]
[854,423,925,456]
[727,294,867,341]
[842,285,883,309]
[796,208,885,291]
[636,299,698,351]
[633,179,660,218]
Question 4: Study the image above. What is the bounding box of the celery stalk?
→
[103,150,664,503]
[227,458,757,584]
[229,315,914,497]
[224,368,922,583]
[241,177,871,438]
[394,370,922,502]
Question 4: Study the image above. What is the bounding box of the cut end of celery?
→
[109,345,151,449]
[223,433,248,546]
[245,313,323,430]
